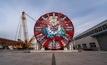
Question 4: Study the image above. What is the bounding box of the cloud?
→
[0,0,107,40]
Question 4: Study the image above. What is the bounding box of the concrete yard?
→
[0,50,107,65]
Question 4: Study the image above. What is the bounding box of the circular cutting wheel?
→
[34,12,74,50]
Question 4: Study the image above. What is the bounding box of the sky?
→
[0,0,107,41]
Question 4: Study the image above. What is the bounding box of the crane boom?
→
[22,11,29,44]
[29,35,35,44]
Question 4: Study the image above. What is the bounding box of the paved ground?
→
[0,50,107,65]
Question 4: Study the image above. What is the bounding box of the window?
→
[91,30,94,34]
[102,24,106,30]
[82,44,87,49]
[105,24,107,29]
[78,44,81,49]
[89,31,92,35]
[90,42,96,48]
[95,29,98,33]
[98,27,102,32]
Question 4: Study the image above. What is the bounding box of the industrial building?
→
[72,20,107,51]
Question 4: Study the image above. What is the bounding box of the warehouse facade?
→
[72,20,107,51]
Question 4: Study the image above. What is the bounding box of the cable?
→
[15,17,22,41]
[25,13,36,22]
